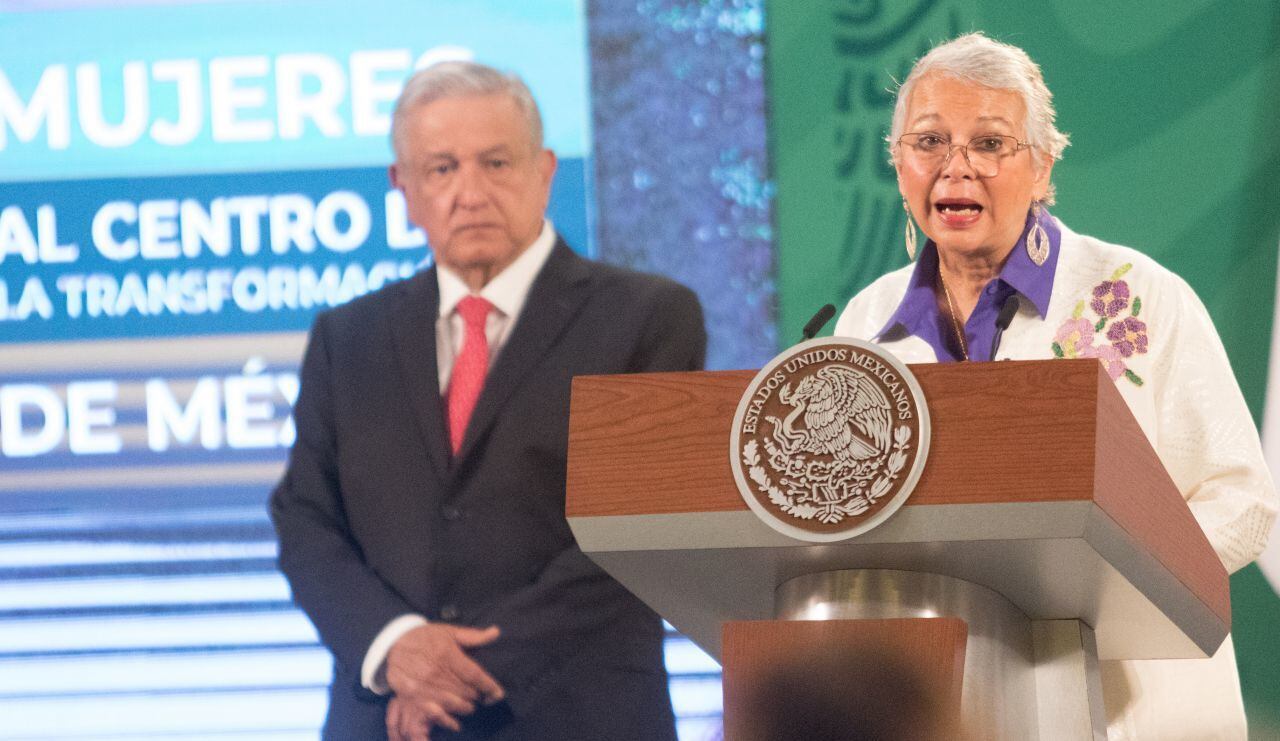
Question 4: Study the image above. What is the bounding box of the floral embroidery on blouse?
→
[1051,263,1147,386]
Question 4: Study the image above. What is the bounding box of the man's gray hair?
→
[889,33,1070,202]
[390,60,544,160]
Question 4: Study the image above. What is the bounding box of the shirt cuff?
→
[361,614,429,694]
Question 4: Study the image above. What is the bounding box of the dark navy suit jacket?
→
[271,239,705,740]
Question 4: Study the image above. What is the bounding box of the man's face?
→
[390,93,556,288]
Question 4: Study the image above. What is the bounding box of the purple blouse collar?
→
[874,207,1062,361]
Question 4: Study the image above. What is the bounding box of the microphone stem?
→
[989,328,1005,361]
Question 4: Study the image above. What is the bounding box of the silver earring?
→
[903,200,917,260]
[1027,201,1049,267]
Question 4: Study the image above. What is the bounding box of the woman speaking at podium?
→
[834,32,1277,740]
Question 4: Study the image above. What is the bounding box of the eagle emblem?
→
[731,338,929,540]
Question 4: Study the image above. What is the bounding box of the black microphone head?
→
[802,303,837,340]
[996,294,1020,330]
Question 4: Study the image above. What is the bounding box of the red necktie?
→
[446,296,493,454]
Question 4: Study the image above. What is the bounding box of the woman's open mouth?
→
[934,199,983,227]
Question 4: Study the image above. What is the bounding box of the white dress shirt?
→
[360,220,558,694]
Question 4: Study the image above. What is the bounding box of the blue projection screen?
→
[0,0,777,738]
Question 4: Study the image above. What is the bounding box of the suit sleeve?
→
[270,312,418,676]
[627,279,707,373]
[466,280,706,715]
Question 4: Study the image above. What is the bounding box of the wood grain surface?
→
[1089,364,1230,624]
[566,359,1100,517]
[566,358,1229,628]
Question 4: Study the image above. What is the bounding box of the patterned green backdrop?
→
[767,1,1280,735]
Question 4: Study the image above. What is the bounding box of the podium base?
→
[721,617,966,741]
[773,569,1104,740]
[777,569,1033,738]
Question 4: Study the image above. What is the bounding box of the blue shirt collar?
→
[875,207,1062,358]
[998,207,1060,317]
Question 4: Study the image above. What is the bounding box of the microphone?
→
[802,304,837,340]
[990,294,1020,360]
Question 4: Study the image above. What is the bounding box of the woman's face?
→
[896,73,1053,261]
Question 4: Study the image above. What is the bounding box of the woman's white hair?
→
[889,32,1070,202]
[390,60,543,160]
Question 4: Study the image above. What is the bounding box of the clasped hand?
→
[384,623,504,740]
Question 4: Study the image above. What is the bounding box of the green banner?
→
[768,1,1280,733]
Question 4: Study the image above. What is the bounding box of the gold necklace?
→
[938,270,970,361]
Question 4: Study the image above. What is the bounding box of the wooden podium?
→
[565,359,1228,740]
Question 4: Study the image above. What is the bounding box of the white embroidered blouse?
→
[835,221,1277,740]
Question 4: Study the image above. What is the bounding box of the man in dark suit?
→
[270,60,704,740]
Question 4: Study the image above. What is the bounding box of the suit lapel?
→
[387,267,453,480]
[454,240,592,463]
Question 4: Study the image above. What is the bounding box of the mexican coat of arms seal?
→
[729,337,931,541]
